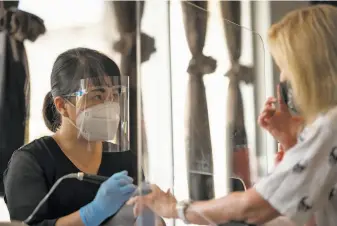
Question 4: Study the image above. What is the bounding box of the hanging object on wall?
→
[0,1,45,196]
[110,1,156,178]
[182,1,217,201]
[220,1,253,188]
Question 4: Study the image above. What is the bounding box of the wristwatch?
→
[176,200,192,224]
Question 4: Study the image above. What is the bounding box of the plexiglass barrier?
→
[130,1,267,225]
[2,0,265,225]
[17,1,265,226]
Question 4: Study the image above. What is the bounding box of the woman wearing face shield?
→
[3,48,159,226]
[129,5,337,226]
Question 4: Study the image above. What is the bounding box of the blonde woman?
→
[128,5,337,226]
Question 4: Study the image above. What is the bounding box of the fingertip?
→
[266,97,276,104]
[121,170,128,175]
[270,97,277,102]
[121,183,137,195]
[117,175,133,183]
[113,170,128,178]
[117,179,129,187]
[127,197,137,205]
[126,175,134,182]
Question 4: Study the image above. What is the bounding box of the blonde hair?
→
[268,4,337,123]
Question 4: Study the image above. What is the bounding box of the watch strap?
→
[176,200,192,224]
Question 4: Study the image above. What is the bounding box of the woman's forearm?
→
[55,211,85,226]
[184,192,247,225]
[184,189,280,225]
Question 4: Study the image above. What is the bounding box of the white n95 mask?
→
[76,102,120,141]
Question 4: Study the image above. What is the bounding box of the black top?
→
[3,136,140,226]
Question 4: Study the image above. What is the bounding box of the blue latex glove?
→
[79,171,136,226]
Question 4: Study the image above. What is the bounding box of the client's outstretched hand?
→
[127,184,178,219]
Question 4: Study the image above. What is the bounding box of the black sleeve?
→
[3,150,57,226]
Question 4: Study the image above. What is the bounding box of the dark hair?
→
[42,47,121,132]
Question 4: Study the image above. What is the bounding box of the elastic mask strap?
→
[64,99,83,140]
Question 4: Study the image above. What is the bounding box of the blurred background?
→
[0,0,318,225]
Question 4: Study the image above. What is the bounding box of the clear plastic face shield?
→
[65,76,129,151]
